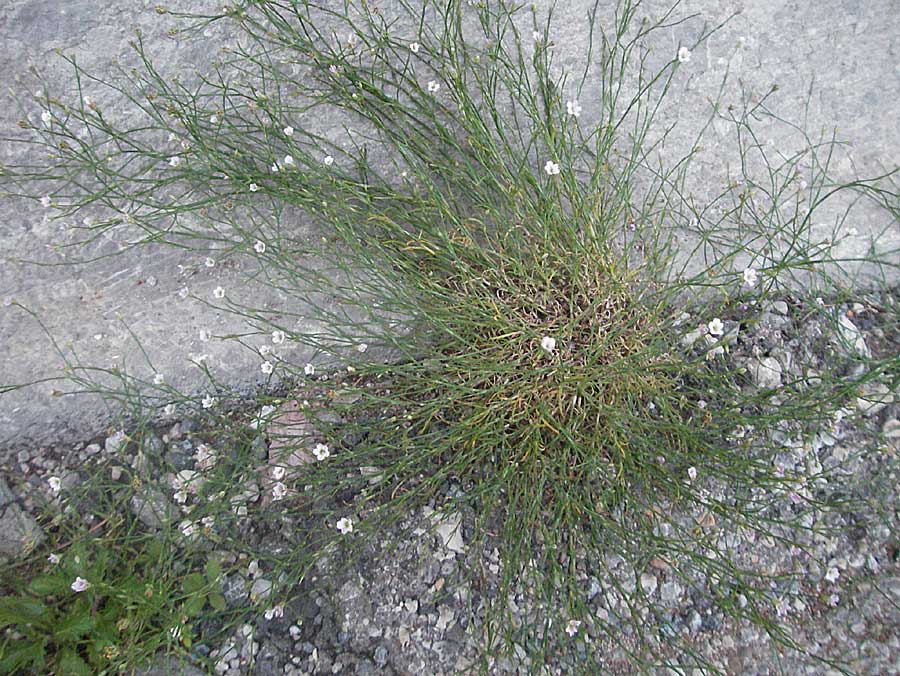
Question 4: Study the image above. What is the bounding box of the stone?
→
[640,572,658,596]
[250,577,273,602]
[130,487,176,529]
[660,581,683,604]
[857,382,893,417]
[105,430,129,455]
[140,432,165,458]
[882,418,900,438]
[0,503,44,558]
[424,508,466,554]
[836,315,870,358]
[750,356,782,390]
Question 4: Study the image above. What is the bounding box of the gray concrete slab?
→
[1,0,898,455]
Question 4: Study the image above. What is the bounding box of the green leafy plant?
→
[2,0,898,673]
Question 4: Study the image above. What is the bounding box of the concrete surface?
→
[1,0,898,456]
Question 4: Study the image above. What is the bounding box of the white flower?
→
[168,156,182,167]
[706,345,725,360]
[532,30,542,42]
[180,520,198,538]
[264,604,284,620]
[202,395,216,409]
[707,318,724,336]
[40,195,52,208]
[283,125,294,137]
[356,343,368,353]
[153,373,165,385]
[170,624,183,641]
[48,553,60,565]
[687,466,698,481]
[249,183,259,192]
[41,110,52,125]
[544,160,560,176]
[697,399,707,409]
[247,560,260,577]
[427,80,440,93]
[48,476,61,494]
[271,162,279,173]
[289,625,302,640]
[565,620,581,637]
[70,577,91,593]
[409,42,420,53]
[272,465,286,481]
[313,443,330,461]
[828,593,840,607]
[272,482,287,501]
[743,267,758,288]
[261,361,274,375]
[177,287,190,300]
[540,336,557,353]
[825,567,840,583]
[199,329,211,342]
[213,286,225,299]
[336,516,354,534]
[210,114,219,124]
[283,155,295,168]
[304,363,316,376]
[323,155,334,166]
[164,403,176,416]
[260,344,272,356]
[272,330,286,344]
[677,46,692,63]
[254,240,267,254]
[205,257,216,268]
[566,100,582,117]
[200,516,215,529]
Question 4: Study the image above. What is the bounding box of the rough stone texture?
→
[1,0,898,459]
[0,476,44,558]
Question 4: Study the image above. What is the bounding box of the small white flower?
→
[261,361,274,375]
[210,114,219,124]
[195,444,216,471]
[48,553,60,565]
[825,567,840,583]
[254,240,267,254]
[40,195,52,208]
[248,560,260,577]
[259,344,272,357]
[264,604,284,621]
[272,466,286,481]
[271,162,280,174]
[164,403,176,416]
[356,343,368,353]
[743,267,758,288]
[200,516,215,530]
[687,466,698,481]
[283,125,294,137]
[180,520,198,538]
[168,156,182,167]
[323,155,334,166]
[205,257,216,268]
[304,363,316,376]
[532,30,542,42]
[289,625,302,640]
[213,286,225,299]
[41,110,52,125]
[828,593,840,607]
[283,155,295,168]
[153,373,165,385]
[170,624,183,641]
[313,443,330,461]
[707,318,724,336]
[199,329,211,342]
[336,516,354,534]
[272,330,286,344]
[706,345,725,360]
[540,336,557,353]
[565,620,581,637]
[697,399,707,409]
[249,182,259,192]
[409,42,420,53]
[272,482,287,501]
[202,395,216,409]
[177,287,190,300]
[677,46,692,63]
[48,476,61,494]
[566,100,582,117]
[544,160,560,176]
[70,577,91,593]
[427,80,440,93]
